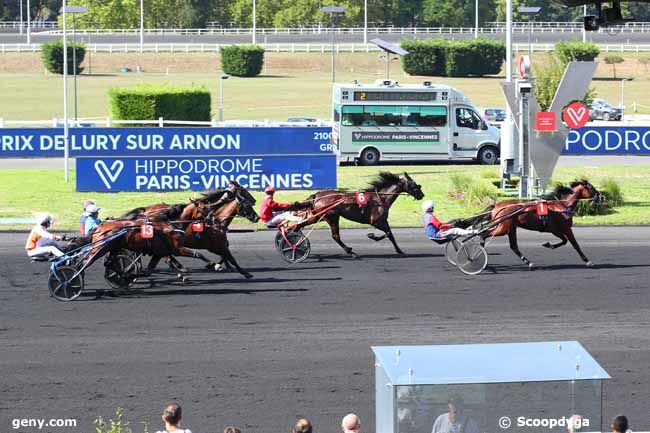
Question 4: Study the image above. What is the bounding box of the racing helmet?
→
[421,200,434,212]
[264,186,276,194]
[83,199,95,210]
[40,214,53,226]
[86,204,100,214]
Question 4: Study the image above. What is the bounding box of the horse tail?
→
[453,204,495,228]
[288,195,315,212]
[121,207,146,220]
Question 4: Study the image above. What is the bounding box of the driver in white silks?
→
[421,200,476,240]
[259,186,303,227]
[25,214,66,258]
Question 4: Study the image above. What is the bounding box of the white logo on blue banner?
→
[94,160,124,190]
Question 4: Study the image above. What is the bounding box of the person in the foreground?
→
[341,413,361,433]
[431,396,479,433]
[156,402,191,433]
[612,415,631,433]
[260,186,302,227]
[422,200,475,240]
[25,214,66,258]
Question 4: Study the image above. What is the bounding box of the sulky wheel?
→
[48,265,84,301]
[455,241,488,275]
[104,251,139,292]
[444,237,462,266]
[278,231,311,264]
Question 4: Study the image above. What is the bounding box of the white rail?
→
[2,42,650,54]
[0,118,331,128]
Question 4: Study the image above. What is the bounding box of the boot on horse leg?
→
[325,215,357,257]
[508,225,534,269]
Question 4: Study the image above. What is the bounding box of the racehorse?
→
[291,172,424,256]
[461,179,603,268]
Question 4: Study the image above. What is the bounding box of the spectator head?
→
[162,402,183,427]
[341,414,361,433]
[447,395,464,423]
[224,427,241,433]
[293,418,312,433]
[612,415,629,433]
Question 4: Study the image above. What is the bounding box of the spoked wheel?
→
[48,266,84,301]
[104,250,140,292]
[278,231,311,264]
[455,241,488,275]
[444,237,462,266]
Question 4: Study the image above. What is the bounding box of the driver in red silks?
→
[259,186,302,227]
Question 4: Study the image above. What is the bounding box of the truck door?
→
[452,106,483,154]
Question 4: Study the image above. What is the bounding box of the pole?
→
[501,0,514,188]
[140,0,144,53]
[528,17,532,62]
[20,0,24,34]
[73,13,78,122]
[27,0,31,44]
[475,0,479,39]
[252,0,256,44]
[219,77,224,122]
[364,0,368,44]
[582,5,587,43]
[331,16,336,83]
[620,79,625,119]
[63,0,69,183]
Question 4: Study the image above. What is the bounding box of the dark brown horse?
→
[464,179,603,268]
[292,172,424,256]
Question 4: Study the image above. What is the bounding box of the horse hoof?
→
[179,267,189,273]
[528,263,536,270]
[205,262,215,269]
[542,242,552,249]
[586,261,594,268]
[397,251,406,257]
[214,263,226,272]
[181,277,189,284]
[244,273,253,279]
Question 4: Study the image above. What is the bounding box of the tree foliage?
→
[604,54,625,78]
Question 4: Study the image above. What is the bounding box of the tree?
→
[639,56,650,73]
[604,55,625,78]
[423,0,496,27]
[57,0,138,29]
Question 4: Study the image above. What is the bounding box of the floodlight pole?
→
[364,0,368,44]
[252,0,256,44]
[73,13,78,122]
[475,0,479,39]
[63,0,69,183]
[19,0,23,34]
[331,17,336,83]
[140,0,144,53]
[27,0,31,45]
[582,5,587,42]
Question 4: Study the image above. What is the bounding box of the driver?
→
[25,214,66,258]
[422,200,475,239]
[260,186,302,227]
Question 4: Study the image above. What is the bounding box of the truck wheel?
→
[478,146,499,165]
[359,148,380,166]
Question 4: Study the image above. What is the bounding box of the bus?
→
[332,80,501,165]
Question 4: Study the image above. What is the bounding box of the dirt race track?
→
[1,227,649,433]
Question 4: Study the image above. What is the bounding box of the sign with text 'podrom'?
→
[76,156,337,192]
[0,127,334,157]
[563,127,650,155]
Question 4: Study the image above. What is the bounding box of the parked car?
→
[478,108,506,128]
[589,98,623,121]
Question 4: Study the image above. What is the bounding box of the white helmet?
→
[86,204,100,213]
[421,200,434,212]
[39,214,53,225]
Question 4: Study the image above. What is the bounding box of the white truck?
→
[332,80,501,165]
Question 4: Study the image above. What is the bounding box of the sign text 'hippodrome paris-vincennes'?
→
[76,156,337,192]
[0,127,334,157]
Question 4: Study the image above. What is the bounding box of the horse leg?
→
[325,215,356,256]
[542,231,568,250]
[223,249,253,279]
[367,233,387,242]
[507,223,534,269]
[564,228,593,267]
[374,219,404,256]
[142,255,162,276]
[167,256,189,273]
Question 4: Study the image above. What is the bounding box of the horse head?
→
[234,189,260,223]
[571,179,604,204]
[401,172,425,200]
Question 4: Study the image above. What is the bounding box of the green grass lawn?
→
[1,70,649,122]
[1,164,649,231]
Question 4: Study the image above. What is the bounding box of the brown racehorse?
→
[291,172,424,256]
[464,179,603,268]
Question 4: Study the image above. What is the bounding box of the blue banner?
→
[563,126,650,155]
[76,155,337,192]
[0,127,334,157]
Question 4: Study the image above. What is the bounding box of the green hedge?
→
[108,85,211,124]
[41,40,86,75]
[220,45,265,77]
[401,39,505,77]
[555,41,600,63]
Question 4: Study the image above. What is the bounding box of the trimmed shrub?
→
[401,39,504,77]
[41,40,85,74]
[220,45,265,77]
[108,84,211,124]
[604,55,625,78]
[555,41,600,63]
[400,39,447,76]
